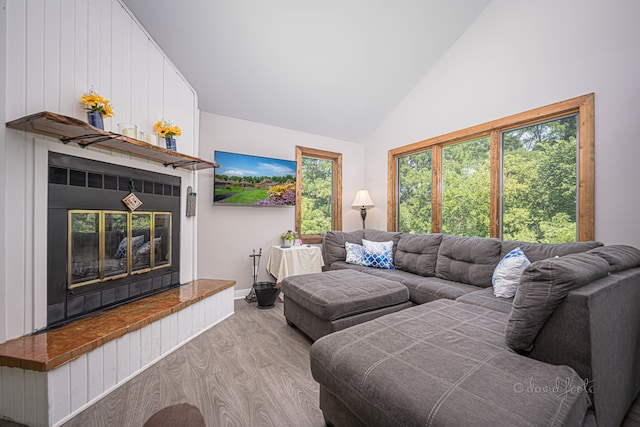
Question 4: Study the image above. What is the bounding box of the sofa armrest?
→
[529,267,640,427]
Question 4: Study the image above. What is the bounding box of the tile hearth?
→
[0,279,235,426]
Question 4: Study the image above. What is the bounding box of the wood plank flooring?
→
[61,299,325,427]
[1,299,640,426]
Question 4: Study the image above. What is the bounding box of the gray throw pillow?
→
[506,252,609,352]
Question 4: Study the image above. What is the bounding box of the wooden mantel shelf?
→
[6,111,220,171]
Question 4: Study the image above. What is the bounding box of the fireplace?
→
[47,152,181,328]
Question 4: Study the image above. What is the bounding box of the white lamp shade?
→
[351,189,374,209]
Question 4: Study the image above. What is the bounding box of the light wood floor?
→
[1,299,640,426]
[62,299,325,427]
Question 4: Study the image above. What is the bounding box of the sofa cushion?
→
[501,240,603,263]
[506,252,610,352]
[435,235,502,287]
[311,300,591,427]
[456,287,514,314]
[588,244,640,273]
[330,261,479,304]
[281,270,409,321]
[394,233,442,276]
[401,275,480,304]
[362,229,402,248]
[322,230,365,268]
[330,260,374,273]
[330,260,410,281]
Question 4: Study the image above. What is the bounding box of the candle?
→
[118,123,137,139]
[122,128,136,138]
[145,134,157,145]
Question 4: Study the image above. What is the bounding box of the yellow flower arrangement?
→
[80,89,114,118]
[153,120,182,139]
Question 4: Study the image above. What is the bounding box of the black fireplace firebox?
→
[47,152,181,328]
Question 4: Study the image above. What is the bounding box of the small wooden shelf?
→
[6,111,220,171]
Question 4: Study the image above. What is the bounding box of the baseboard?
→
[234,288,251,299]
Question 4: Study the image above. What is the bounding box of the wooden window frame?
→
[388,93,595,241]
[296,146,343,244]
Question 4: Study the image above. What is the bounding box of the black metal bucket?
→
[253,281,280,309]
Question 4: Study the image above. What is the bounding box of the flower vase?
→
[165,137,177,151]
[283,239,293,248]
[87,110,104,130]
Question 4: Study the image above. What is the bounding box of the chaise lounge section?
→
[282,230,640,426]
[311,299,591,426]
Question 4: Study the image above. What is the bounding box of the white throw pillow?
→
[492,247,531,298]
[345,241,365,264]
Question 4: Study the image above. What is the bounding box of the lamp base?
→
[360,207,367,229]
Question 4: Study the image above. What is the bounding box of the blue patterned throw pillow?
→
[345,241,365,264]
[361,239,395,269]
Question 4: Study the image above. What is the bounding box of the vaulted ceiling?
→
[123,0,490,142]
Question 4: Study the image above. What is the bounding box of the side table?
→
[266,245,324,284]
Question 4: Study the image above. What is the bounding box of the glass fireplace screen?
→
[69,210,172,288]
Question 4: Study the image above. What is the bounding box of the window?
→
[502,116,578,242]
[388,94,594,242]
[442,136,491,238]
[397,149,432,234]
[296,146,342,243]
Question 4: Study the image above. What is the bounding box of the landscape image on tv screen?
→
[213,151,296,206]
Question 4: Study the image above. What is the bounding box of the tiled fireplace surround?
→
[0,150,235,427]
[46,152,184,328]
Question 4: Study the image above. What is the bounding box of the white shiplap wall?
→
[1,0,202,343]
[0,287,235,426]
[0,0,9,360]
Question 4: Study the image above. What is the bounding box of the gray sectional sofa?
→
[285,229,640,427]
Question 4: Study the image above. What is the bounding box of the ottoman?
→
[281,269,413,341]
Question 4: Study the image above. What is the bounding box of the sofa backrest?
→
[501,240,603,263]
[394,233,442,276]
[322,230,365,269]
[362,229,403,253]
[323,231,604,286]
[323,229,402,269]
[435,235,502,287]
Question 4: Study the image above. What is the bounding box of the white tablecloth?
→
[266,245,324,283]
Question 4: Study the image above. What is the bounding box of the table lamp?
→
[351,189,375,229]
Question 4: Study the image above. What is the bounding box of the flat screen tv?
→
[213,151,296,206]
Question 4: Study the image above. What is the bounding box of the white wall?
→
[197,113,365,295]
[1,0,200,343]
[364,0,640,248]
